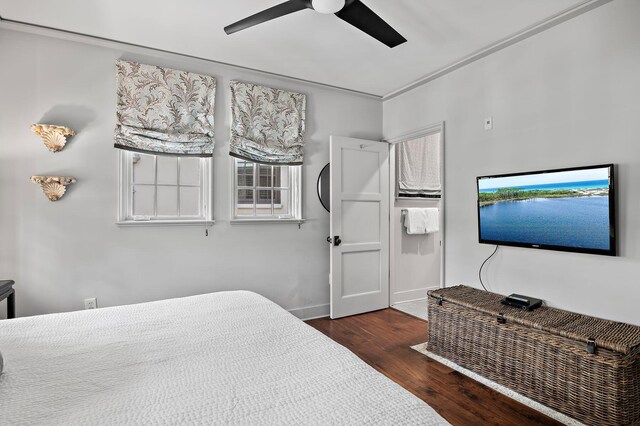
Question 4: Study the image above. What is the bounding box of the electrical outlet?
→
[484,116,493,130]
[84,298,97,310]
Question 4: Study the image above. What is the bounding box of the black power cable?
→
[478,245,499,291]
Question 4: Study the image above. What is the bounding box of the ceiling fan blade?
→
[335,0,407,48]
[224,0,310,35]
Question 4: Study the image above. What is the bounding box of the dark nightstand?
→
[0,280,15,319]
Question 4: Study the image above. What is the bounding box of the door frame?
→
[385,121,446,303]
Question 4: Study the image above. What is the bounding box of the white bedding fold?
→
[0,291,448,425]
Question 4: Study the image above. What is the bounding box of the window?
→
[118,151,212,225]
[232,159,301,221]
[395,130,442,199]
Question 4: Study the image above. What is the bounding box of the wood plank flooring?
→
[307,308,562,426]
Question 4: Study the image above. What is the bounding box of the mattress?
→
[0,291,448,425]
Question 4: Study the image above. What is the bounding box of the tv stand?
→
[427,285,640,426]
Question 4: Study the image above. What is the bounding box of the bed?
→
[0,291,448,425]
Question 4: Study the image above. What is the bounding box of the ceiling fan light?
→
[311,0,345,14]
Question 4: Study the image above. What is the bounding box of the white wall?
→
[0,27,382,319]
[383,0,640,325]
[390,198,441,304]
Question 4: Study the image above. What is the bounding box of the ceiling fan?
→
[224,0,407,48]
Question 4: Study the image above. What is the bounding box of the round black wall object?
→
[317,163,330,212]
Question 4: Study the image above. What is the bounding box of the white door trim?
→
[386,122,446,297]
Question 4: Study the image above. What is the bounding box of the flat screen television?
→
[477,164,616,256]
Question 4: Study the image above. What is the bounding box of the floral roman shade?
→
[114,60,216,156]
[229,81,306,165]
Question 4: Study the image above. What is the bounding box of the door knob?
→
[327,236,342,246]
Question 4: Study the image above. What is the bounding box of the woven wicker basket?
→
[427,285,640,426]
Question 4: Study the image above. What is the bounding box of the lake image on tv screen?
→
[478,167,611,251]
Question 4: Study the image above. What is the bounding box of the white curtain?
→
[396,132,441,196]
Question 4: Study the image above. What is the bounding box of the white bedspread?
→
[0,291,448,425]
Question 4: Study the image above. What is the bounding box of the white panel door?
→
[330,136,389,319]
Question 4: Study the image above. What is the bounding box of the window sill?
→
[230,218,305,225]
[117,219,215,228]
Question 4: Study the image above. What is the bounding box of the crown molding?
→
[0,14,381,100]
[382,0,613,101]
[0,0,612,102]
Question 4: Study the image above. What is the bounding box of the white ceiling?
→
[0,0,591,96]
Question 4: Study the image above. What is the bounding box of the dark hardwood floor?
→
[307,308,562,426]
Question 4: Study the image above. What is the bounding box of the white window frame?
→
[117,150,213,227]
[230,158,303,224]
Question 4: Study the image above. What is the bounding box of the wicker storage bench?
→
[427,285,640,426]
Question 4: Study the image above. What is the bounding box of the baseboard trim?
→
[288,303,330,321]
[391,286,438,305]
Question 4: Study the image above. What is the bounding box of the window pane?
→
[132,153,155,184]
[179,158,200,186]
[180,187,200,217]
[132,185,155,216]
[232,160,297,220]
[257,189,272,204]
[237,161,254,187]
[157,156,178,185]
[237,174,250,187]
[236,189,254,216]
[237,189,253,205]
[258,164,272,187]
[273,189,282,205]
[274,166,283,188]
[123,154,210,223]
[273,190,288,215]
[157,186,178,216]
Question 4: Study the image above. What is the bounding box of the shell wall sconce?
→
[31,124,75,152]
[30,176,77,201]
